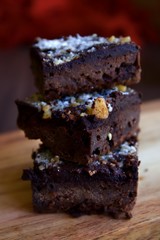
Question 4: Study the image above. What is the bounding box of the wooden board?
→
[0,100,160,240]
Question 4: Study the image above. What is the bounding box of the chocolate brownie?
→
[22,137,140,218]
[16,87,141,164]
[31,34,141,100]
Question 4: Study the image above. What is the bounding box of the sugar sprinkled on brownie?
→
[30,86,132,118]
[119,142,137,155]
[34,34,131,65]
[35,139,137,171]
[16,86,140,164]
[35,34,106,51]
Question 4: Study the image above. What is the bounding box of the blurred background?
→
[0,0,160,133]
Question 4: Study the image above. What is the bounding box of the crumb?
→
[88,170,96,176]
[139,176,144,181]
[107,132,112,141]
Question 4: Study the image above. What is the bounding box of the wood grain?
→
[0,100,160,240]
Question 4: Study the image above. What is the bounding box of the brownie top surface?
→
[33,34,133,66]
[24,86,138,120]
[33,137,138,172]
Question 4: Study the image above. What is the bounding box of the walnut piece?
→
[88,170,96,176]
[120,36,131,44]
[51,155,60,163]
[108,36,131,44]
[39,165,45,171]
[87,97,109,119]
[80,112,88,117]
[42,104,52,119]
[108,35,116,43]
[116,84,127,92]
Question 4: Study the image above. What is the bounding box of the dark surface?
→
[22,137,139,218]
[31,40,141,100]
[16,89,141,164]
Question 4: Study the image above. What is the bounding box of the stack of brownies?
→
[16,34,141,218]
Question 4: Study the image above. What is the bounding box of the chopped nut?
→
[116,84,127,92]
[108,35,116,43]
[102,160,107,165]
[109,163,116,168]
[68,114,75,120]
[107,132,112,141]
[80,112,88,117]
[87,97,109,119]
[77,98,84,103]
[50,155,62,167]
[120,36,131,44]
[88,170,96,176]
[42,104,52,119]
[61,113,66,119]
[70,102,80,107]
[39,165,45,171]
[51,155,60,163]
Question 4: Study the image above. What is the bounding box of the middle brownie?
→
[16,87,141,164]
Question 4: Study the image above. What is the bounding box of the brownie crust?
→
[16,88,141,164]
[31,35,141,100]
[22,137,139,218]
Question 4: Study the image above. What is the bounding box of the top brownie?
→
[31,34,141,100]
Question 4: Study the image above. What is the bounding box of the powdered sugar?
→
[34,34,130,65]
[35,34,107,52]
[31,87,134,116]
[119,142,137,155]
[35,139,137,170]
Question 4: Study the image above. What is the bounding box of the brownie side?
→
[22,138,139,218]
[31,35,141,100]
[16,88,141,164]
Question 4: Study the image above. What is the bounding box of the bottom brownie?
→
[22,137,140,218]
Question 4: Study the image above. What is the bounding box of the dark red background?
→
[0,0,160,48]
[0,0,160,132]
